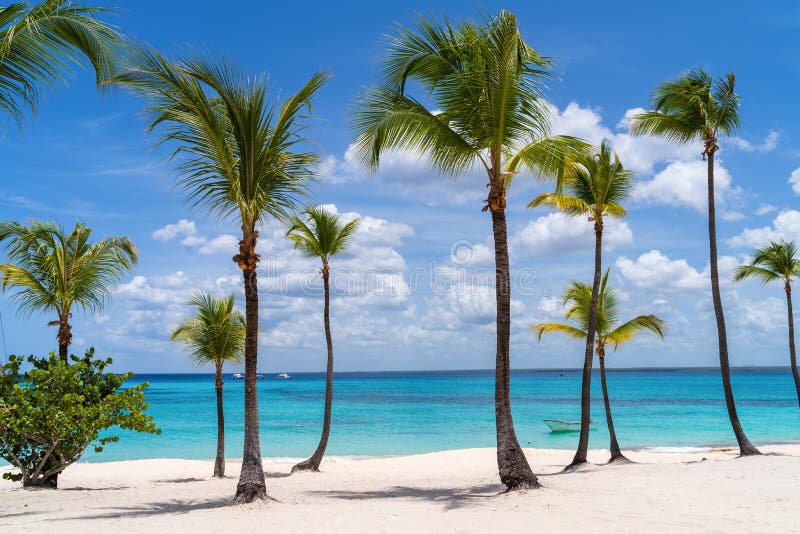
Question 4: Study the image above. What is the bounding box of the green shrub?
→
[0,349,160,488]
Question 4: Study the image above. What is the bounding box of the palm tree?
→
[734,240,800,409]
[528,139,632,468]
[172,293,245,478]
[286,206,359,473]
[0,220,137,360]
[631,70,760,456]
[0,0,123,123]
[111,47,327,503]
[352,11,586,491]
[533,271,665,462]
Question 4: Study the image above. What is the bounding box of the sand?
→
[1,445,798,533]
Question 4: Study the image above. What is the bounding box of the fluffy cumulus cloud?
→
[727,210,800,248]
[511,211,633,257]
[729,131,780,153]
[788,167,800,196]
[152,219,238,256]
[615,250,739,292]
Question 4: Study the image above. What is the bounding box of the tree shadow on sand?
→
[50,497,231,521]
[310,483,502,511]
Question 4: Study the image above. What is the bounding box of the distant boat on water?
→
[544,419,597,433]
[277,373,291,379]
[231,373,243,380]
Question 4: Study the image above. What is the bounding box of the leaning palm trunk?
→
[784,282,800,409]
[57,318,71,362]
[232,230,268,503]
[293,263,334,472]
[569,220,603,468]
[706,148,760,456]
[598,346,625,462]
[214,362,225,478]
[491,205,539,489]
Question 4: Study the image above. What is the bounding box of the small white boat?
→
[256,374,266,380]
[544,419,597,433]
[231,373,243,380]
[277,373,290,379]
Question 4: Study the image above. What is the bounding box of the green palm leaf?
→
[171,293,245,367]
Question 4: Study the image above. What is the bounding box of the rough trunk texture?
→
[490,205,539,490]
[57,316,71,362]
[706,148,760,456]
[785,281,800,410]
[568,220,604,469]
[293,263,334,473]
[232,227,268,503]
[598,349,625,462]
[214,362,225,478]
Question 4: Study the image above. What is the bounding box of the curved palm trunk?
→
[293,262,334,473]
[784,281,800,409]
[232,229,268,503]
[568,220,603,468]
[214,361,225,478]
[490,205,539,490]
[706,149,760,456]
[598,346,625,462]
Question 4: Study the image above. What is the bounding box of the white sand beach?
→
[2,445,798,533]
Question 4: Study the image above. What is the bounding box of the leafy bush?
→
[0,349,159,488]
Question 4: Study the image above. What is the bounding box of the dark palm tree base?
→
[291,458,321,474]
[607,454,630,464]
[502,477,541,491]
[738,443,762,457]
[231,481,270,505]
[562,459,590,473]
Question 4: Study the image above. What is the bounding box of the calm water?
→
[85,369,800,462]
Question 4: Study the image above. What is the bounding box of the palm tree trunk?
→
[232,228,268,503]
[784,281,800,410]
[598,347,625,462]
[490,206,539,490]
[568,219,603,468]
[57,316,71,362]
[293,262,334,473]
[706,148,760,456]
[214,361,225,478]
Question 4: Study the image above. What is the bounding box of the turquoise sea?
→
[86,368,800,462]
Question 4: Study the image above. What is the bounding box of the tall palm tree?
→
[0,0,123,123]
[111,47,327,503]
[631,70,760,456]
[528,139,632,468]
[0,220,137,360]
[286,206,359,473]
[172,293,245,478]
[734,240,800,409]
[352,11,586,491]
[533,271,665,462]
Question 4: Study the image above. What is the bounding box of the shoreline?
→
[3,445,799,532]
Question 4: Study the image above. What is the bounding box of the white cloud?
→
[788,166,800,196]
[727,210,800,248]
[755,204,778,216]
[729,131,780,153]
[512,211,633,257]
[615,250,739,293]
[152,219,239,255]
[632,159,740,215]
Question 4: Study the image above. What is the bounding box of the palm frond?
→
[171,292,245,366]
[532,322,586,341]
[606,315,666,349]
[286,205,360,261]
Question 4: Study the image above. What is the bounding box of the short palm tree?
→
[734,240,800,409]
[112,46,327,503]
[0,1,123,123]
[286,206,359,473]
[631,70,760,456]
[529,139,632,468]
[533,271,665,462]
[0,220,137,360]
[352,10,587,491]
[172,293,245,478]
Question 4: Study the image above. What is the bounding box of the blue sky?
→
[2,0,800,373]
